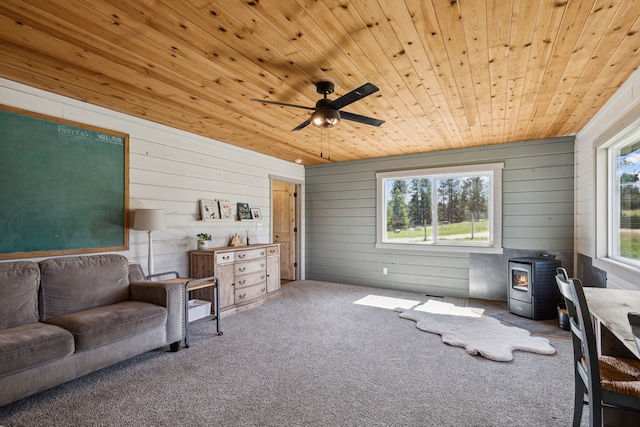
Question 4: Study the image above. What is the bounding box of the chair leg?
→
[573,381,585,427]
[588,397,602,427]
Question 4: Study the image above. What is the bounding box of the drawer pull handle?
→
[261,263,265,267]
[261,288,265,292]
[261,275,265,280]
[223,255,229,260]
[260,251,265,255]
[238,293,246,299]
[238,254,246,259]
[238,267,246,272]
[238,280,246,285]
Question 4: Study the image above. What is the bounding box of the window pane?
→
[382,173,491,245]
[384,178,433,243]
[616,141,640,262]
[436,176,489,242]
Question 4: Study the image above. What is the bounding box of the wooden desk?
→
[583,287,640,359]
[584,288,640,424]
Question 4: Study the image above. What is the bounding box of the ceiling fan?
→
[251,81,385,131]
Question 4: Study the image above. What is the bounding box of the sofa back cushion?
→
[0,261,40,328]
[39,254,130,321]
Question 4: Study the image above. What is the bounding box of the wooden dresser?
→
[189,243,280,315]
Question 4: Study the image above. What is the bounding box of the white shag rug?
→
[397,300,556,362]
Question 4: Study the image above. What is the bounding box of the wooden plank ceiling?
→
[0,0,639,165]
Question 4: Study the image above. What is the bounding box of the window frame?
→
[594,119,640,280]
[375,163,503,254]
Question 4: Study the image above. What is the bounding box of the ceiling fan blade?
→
[330,83,380,110]
[340,111,385,127]
[292,118,312,131]
[250,98,315,111]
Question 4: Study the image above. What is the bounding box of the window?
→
[594,119,640,282]
[607,128,640,269]
[376,163,503,253]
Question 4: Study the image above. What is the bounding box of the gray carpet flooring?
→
[0,280,586,426]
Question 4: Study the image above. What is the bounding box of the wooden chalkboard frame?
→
[0,104,129,259]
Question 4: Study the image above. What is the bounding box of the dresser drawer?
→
[235,248,266,262]
[235,259,266,276]
[235,271,267,288]
[216,252,234,264]
[266,245,279,256]
[235,283,266,303]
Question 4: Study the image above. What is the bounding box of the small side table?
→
[150,273,222,350]
[183,276,222,346]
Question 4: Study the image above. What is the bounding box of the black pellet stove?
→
[508,255,562,320]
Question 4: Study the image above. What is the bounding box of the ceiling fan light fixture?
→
[311,108,340,128]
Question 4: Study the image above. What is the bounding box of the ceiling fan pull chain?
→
[320,127,323,158]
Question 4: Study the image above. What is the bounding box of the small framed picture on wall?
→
[251,208,261,220]
[200,199,219,220]
[237,202,252,220]
[218,201,233,219]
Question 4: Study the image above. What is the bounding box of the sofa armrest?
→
[129,281,184,345]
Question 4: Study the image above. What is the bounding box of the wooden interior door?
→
[272,181,296,280]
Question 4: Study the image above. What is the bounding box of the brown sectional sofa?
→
[0,254,184,407]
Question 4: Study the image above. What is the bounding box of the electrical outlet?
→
[256,223,262,231]
[383,267,388,275]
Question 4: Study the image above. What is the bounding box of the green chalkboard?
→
[0,105,129,259]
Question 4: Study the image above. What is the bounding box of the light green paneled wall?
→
[304,137,574,298]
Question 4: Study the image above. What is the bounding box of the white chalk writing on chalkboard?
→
[56,125,124,145]
[57,125,92,139]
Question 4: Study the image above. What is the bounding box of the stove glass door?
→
[511,267,529,292]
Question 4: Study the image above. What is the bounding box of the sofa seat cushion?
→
[45,301,167,352]
[0,322,74,376]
